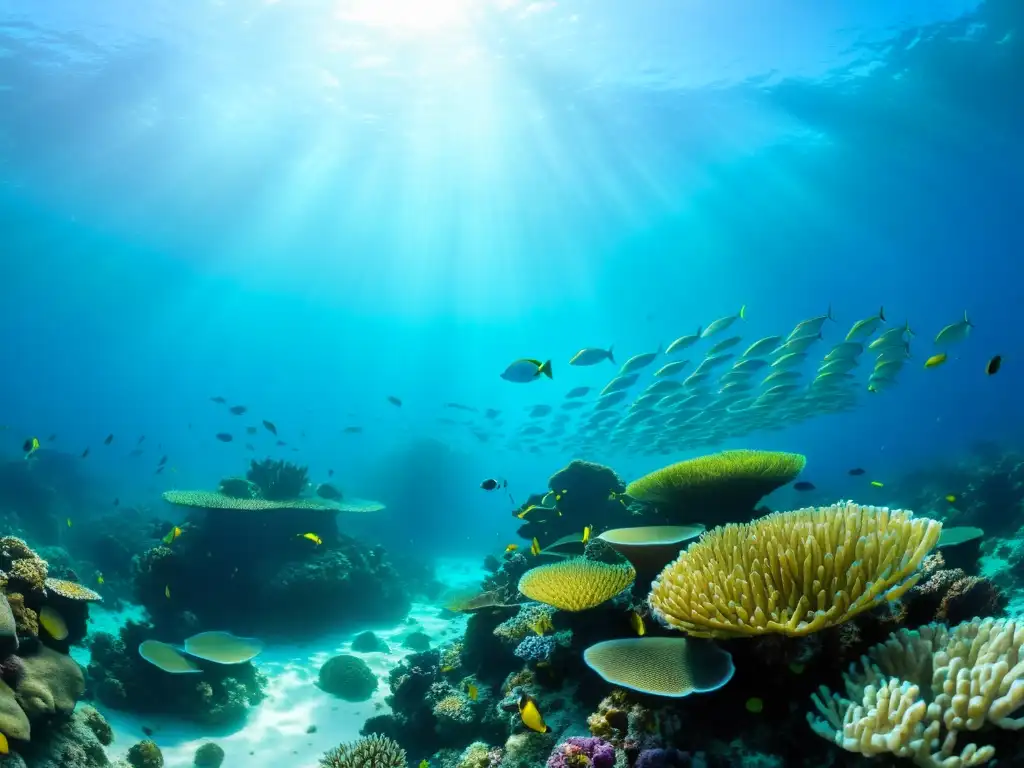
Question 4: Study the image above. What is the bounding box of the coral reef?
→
[192,743,224,768]
[516,460,628,544]
[546,737,615,768]
[519,559,635,612]
[350,631,389,654]
[317,654,377,701]
[86,620,265,725]
[649,503,941,637]
[319,734,406,768]
[125,740,163,768]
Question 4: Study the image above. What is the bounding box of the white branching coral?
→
[808,617,1024,767]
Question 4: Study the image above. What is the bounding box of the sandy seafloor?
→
[70,558,487,768]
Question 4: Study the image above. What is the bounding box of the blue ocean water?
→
[1,1,1023,766]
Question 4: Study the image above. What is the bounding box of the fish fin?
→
[538,360,553,379]
[878,306,886,322]
[827,302,835,322]
[964,310,973,328]
[738,305,746,320]
[905,320,915,337]
[696,325,702,336]
[607,345,615,364]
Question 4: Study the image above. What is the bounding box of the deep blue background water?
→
[2,0,1022,556]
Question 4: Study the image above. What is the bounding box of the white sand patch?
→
[75,557,487,768]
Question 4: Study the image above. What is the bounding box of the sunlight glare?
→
[336,0,477,33]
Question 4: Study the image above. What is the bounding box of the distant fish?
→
[165,585,171,599]
[707,336,742,356]
[565,386,591,399]
[158,455,168,466]
[986,355,1002,375]
[789,305,835,337]
[569,346,615,366]
[113,498,120,506]
[630,611,646,637]
[328,469,334,477]
[215,433,234,442]
[262,420,277,435]
[619,347,661,375]
[484,408,501,419]
[47,433,57,442]
[66,518,72,528]
[210,396,227,404]
[466,683,479,701]
[654,360,689,378]
[129,449,144,457]
[582,525,591,545]
[845,307,885,341]
[104,434,114,445]
[945,494,957,503]
[793,481,816,492]
[701,306,745,338]
[244,443,254,451]
[666,328,701,355]
[870,481,884,488]
[501,358,553,383]
[81,448,90,459]
[229,405,247,415]
[298,532,322,546]
[934,311,973,347]
[848,468,866,476]
[137,435,146,445]
[23,437,40,457]
[529,405,552,418]
[924,353,948,369]
[505,544,519,553]
[481,478,507,491]
[246,426,258,435]
[387,395,402,407]
[343,426,363,434]
[446,402,478,412]
[162,526,183,545]
[97,573,104,585]
[276,439,287,446]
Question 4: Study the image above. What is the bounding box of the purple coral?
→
[0,654,25,686]
[547,737,616,768]
[635,748,692,768]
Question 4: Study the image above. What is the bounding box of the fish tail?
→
[964,310,973,328]
[878,306,886,322]
[538,360,553,379]
[738,305,746,320]
[607,345,615,364]
[904,320,915,337]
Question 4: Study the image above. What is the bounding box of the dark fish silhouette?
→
[245,443,255,451]
[343,426,362,434]
[47,434,57,442]
[328,469,334,477]
[848,468,866,476]
[446,402,477,412]
[210,397,226,404]
[793,481,816,491]
[387,396,402,407]
[481,478,507,491]
[263,420,277,435]
[229,405,247,415]
[986,355,1002,375]
[104,434,114,445]
[155,466,164,475]
[81,448,90,459]
[485,409,501,419]
[246,426,258,435]
[137,435,146,445]
[215,433,234,442]
[158,455,168,466]
[113,498,120,507]
[129,449,144,457]
[276,439,286,446]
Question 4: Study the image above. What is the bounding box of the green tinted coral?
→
[317,654,378,701]
[127,739,164,768]
[193,742,225,768]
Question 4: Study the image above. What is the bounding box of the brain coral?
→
[319,734,406,768]
[317,654,378,701]
[518,559,636,612]
[649,503,941,638]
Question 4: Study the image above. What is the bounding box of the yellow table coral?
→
[648,502,941,637]
[518,559,636,612]
[809,618,1024,767]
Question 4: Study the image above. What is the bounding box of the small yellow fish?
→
[419,761,429,768]
[505,544,519,553]
[299,532,323,546]
[745,697,764,714]
[467,683,479,701]
[871,481,884,488]
[924,352,948,368]
[517,692,549,733]
[97,573,105,585]
[66,518,72,528]
[440,665,455,673]
[945,494,957,503]
[23,436,40,458]
[630,610,646,637]
[530,537,541,556]
[581,526,591,545]
[164,585,171,599]
[530,614,553,636]
[162,526,183,545]
[0,731,8,755]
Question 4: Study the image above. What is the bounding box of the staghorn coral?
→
[518,559,635,612]
[649,503,942,638]
[246,458,309,501]
[318,654,378,701]
[625,449,806,525]
[808,617,1024,767]
[319,734,406,768]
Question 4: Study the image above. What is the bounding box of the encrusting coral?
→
[518,559,635,612]
[625,450,807,527]
[808,617,1024,767]
[649,502,942,638]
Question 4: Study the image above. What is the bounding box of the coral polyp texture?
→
[649,502,942,638]
[319,733,407,768]
[44,577,102,602]
[625,449,807,526]
[808,617,1024,766]
[583,637,734,697]
[518,559,636,612]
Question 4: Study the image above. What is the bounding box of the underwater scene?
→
[2,0,1024,767]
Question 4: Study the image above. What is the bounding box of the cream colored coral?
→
[808,618,1024,767]
[648,502,941,638]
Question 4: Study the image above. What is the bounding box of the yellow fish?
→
[630,611,646,637]
[440,665,455,673]
[945,494,957,503]
[924,352,948,368]
[467,683,478,701]
[23,436,40,458]
[97,573,105,585]
[419,761,429,768]
[530,537,541,556]
[162,526,183,545]
[0,731,7,755]
[518,692,549,733]
[66,518,72,528]
[517,505,538,520]
[581,526,591,545]
[504,544,519,553]
[299,532,322,546]
[530,614,553,636]
[871,481,884,488]
[164,585,171,599]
